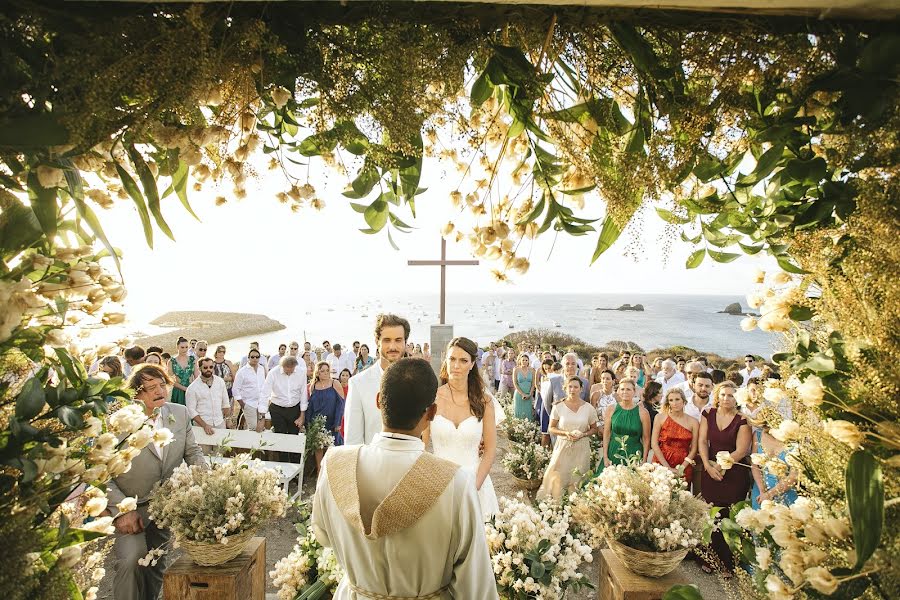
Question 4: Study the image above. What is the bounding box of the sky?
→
[97,150,775,326]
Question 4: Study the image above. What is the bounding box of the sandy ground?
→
[98,432,728,599]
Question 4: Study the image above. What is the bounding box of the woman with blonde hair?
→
[307,361,345,471]
[651,387,699,485]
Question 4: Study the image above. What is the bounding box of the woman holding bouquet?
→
[307,361,345,471]
[651,388,698,485]
[596,379,651,474]
[537,377,598,501]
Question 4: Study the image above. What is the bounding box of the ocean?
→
[208,293,779,360]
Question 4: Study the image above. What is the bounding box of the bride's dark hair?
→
[439,336,486,421]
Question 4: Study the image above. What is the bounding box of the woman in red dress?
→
[651,388,699,484]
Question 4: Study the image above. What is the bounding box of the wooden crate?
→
[599,549,689,600]
[163,537,265,600]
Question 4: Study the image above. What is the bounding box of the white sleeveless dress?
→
[430,414,500,521]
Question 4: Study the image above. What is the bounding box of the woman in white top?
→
[424,337,503,520]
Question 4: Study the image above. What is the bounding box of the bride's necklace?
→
[448,384,468,408]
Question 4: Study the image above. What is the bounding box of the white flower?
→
[82,416,103,437]
[758,310,792,332]
[765,574,794,600]
[129,427,154,450]
[152,428,174,447]
[789,497,814,523]
[747,291,766,309]
[804,566,839,594]
[35,165,66,188]
[84,496,108,517]
[754,269,766,284]
[117,497,138,514]
[823,517,850,540]
[740,317,758,331]
[84,587,98,600]
[715,451,735,470]
[771,419,801,443]
[756,547,772,570]
[91,567,105,582]
[57,545,82,569]
[108,404,146,435]
[81,516,115,535]
[822,420,865,448]
[797,375,825,407]
[271,86,292,109]
[772,271,793,285]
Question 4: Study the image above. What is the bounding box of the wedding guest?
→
[738,355,762,386]
[260,356,308,461]
[185,357,231,435]
[411,343,424,358]
[168,337,196,405]
[624,366,644,399]
[355,343,375,372]
[326,344,355,378]
[160,352,171,370]
[423,342,431,362]
[539,362,565,447]
[339,369,352,397]
[589,369,617,414]
[684,372,715,421]
[122,345,145,377]
[104,364,206,600]
[311,358,496,598]
[630,353,648,387]
[308,361,346,471]
[537,377,599,501]
[481,345,496,390]
[649,356,663,379]
[656,359,685,393]
[145,345,163,356]
[651,388,698,486]
[239,341,263,368]
[725,370,744,388]
[750,411,798,509]
[534,358,554,429]
[597,379,651,474]
[269,343,288,371]
[492,345,504,391]
[699,381,752,576]
[612,351,631,373]
[345,314,411,445]
[99,355,124,379]
[144,352,163,366]
[676,356,687,375]
[194,340,209,365]
[670,361,705,402]
[639,380,662,428]
[212,344,236,401]
[498,349,516,397]
[562,352,589,402]
[425,337,501,520]
[232,349,267,431]
[304,341,318,363]
[301,351,315,379]
[512,353,535,419]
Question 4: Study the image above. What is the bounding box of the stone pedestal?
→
[429,324,454,375]
[163,537,266,600]
[598,549,689,600]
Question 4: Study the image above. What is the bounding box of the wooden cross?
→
[408,238,479,324]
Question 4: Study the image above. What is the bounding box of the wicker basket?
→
[607,538,688,578]
[180,528,256,566]
[511,475,542,490]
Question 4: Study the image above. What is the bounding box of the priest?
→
[312,357,498,599]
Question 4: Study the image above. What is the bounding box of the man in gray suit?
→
[540,362,566,446]
[102,364,207,600]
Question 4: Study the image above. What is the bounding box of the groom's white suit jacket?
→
[312,433,498,599]
[344,360,384,445]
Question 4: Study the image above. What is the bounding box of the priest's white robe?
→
[312,433,498,599]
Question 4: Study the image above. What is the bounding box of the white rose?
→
[754,269,766,284]
[797,375,825,407]
[822,420,865,448]
[756,547,771,571]
[85,587,98,600]
[750,452,768,466]
[57,545,82,569]
[804,566,839,595]
[84,496,108,517]
[772,272,793,285]
[740,317,758,332]
[824,517,850,540]
[152,428,174,447]
[715,451,735,470]
[789,497,814,523]
[81,516,115,535]
[765,574,793,600]
[82,416,103,437]
[771,420,801,443]
[116,497,138,514]
[747,291,766,309]
[128,427,154,450]
[758,311,792,332]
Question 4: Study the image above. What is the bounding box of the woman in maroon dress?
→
[698,380,752,576]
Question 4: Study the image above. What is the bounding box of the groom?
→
[312,358,497,599]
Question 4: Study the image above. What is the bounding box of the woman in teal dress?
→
[750,418,798,508]
[168,336,196,405]
[630,354,647,388]
[512,353,535,420]
[596,379,651,474]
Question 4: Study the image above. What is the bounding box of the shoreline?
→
[134,311,286,352]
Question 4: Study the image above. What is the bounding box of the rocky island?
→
[595,303,645,311]
[719,302,758,317]
[134,311,286,352]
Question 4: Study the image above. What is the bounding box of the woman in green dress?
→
[596,378,651,474]
[168,336,196,405]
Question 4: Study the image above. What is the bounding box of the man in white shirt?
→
[738,355,762,387]
[656,359,686,393]
[669,361,705,402]
[683,371,714,421]
[492,345,503,391]
[185,358,231,435]
[240,341,263,368]
[327,344,356,377]
[304,341,318,363]
[350,341,361,365]
[232,349,268,431]
[260,356,308,461]
[344,314,411,445]
[322,340,333,362]
[268,343,287,371]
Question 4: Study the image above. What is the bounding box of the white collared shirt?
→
[327,352,355,377]
[739,367,762,387]
[657,371,686,393]
[185,375,230,428]
[669,379,694,402]
[261,364,309,412]
[232,363,268,409]
[268,353,286,371]
[685,398,713,421]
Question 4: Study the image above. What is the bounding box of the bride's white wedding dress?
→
[430,411,501,521]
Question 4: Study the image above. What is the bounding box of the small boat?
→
[554,322,562,327]
[507,322,515,329]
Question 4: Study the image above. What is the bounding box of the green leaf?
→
[789,306,814,321]
[775,255,808,274]
[0,190,43,256]
[345,164,380,199]
[170,157,199,221]
[115,163,153,248]
[54,348,87,384]
[26,171,59,240]
[470,71,492,107]
[16,377,46,420]
[349,202,368,214]
[57,406,84,430]
[530,560,546,579]
[846,450,883,571]
[707,249,741,263]
[737,144,784,187]
[363,199,388,233]
[0,114,69,149]
[590,217,622,264]
[805,354,836,373]
[65,167,122,275]
[656,207,690,225]
[517,195,546,225]
[663,584,704,600]
[686,248,706,269]
[57,528,107,549]
[127,145,173,241]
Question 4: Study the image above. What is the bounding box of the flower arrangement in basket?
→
[570,462,715,577]
[148,454,288,566]
[270,502,345,600]
[502,441,551,489]
[504,416,542,445]
[304,414,335,453]
[486,494,594,599]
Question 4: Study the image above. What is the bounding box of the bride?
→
[424,337,502,520]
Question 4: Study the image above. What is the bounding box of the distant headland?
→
[134,311,286,352]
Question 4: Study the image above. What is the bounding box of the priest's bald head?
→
[376,357,438,437]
